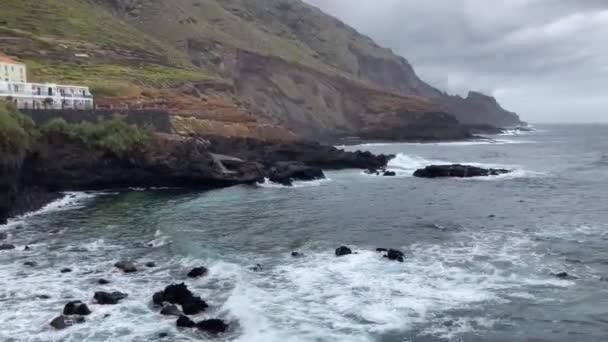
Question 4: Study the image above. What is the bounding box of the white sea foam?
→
[335,142,393,149]
[218,231,571,342]
[256,178,332,189]
[1,192,100,230]
[0,223,573,342]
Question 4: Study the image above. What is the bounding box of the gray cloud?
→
[304,0,608,123]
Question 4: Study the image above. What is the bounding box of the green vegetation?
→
[40,116,153,156]
[0,0,190,66]
[1,100,153,156]
[0,100,36,153]
[26,61,210,91]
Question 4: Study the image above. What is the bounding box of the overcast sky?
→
[304,0,608,123]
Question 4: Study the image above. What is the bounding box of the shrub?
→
[40,115,152,156]
[0,100,36,153]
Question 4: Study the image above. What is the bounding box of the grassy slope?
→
[0,0,212,90]
[0,0,407,90]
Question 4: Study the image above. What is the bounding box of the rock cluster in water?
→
[413,164,511,178]
[153,283,228,334]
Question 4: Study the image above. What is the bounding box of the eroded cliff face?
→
[2,0,522,144]
[230,50,470,140]
[96,0,523,136]
[436,92,522,127]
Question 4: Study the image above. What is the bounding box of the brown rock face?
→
[95,0,523,138]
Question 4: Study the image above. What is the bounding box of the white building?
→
[1,56,26,83]
[0,56,94,110]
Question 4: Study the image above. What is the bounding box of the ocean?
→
[1,124,608,341]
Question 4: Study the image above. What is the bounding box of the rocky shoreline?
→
[0,132,392,224]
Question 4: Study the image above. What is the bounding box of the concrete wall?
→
[20,109,173,134]
[0,62,25,83]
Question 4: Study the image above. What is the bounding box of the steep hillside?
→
[0,0,521,141]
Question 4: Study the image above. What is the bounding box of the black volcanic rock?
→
[50,315,85,330]
[196,319,229,334]
[384,249,405,262]
[0,243,15,250]
[335,246,352,257]
[207,136,393,171]
[177,315,195,328]
[267,162,324,186]
[114,261,137,273]
[153,283,208,315]
[94,291,128,305]
[187,267,208,278]
[182,297,208,315]
[413,164,510,178]
[63,301,91,316]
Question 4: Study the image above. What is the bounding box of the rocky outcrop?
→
[435,92,522,127]
[413,165,511,178]
[63,301,92,316]
[22,133,264,191]
[153,283,208,315]
[206,136,393,170]
[114,261,137,273]
[187,267,208,278]
[2,126,392,222]
[94,291,128,305]
[335,246,352,257]
[267,162,324,186]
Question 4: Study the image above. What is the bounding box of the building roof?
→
[0,55,22,64]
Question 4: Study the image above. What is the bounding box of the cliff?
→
[0,0,522,141]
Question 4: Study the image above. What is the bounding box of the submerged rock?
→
[145,262,156,268]
[114,261,137,273]
[413,164,510,178]
[335,246,352,257]
[160,304,182,317]
[98,279,110,285]
[187,267,208,278]
[383,171,396,177]
[196,319,229,334]
[554,272,578,280]
[94,291,128,305]
[49,315,85,330]
[60,268,72,273]
[249,264,263,272]
[176,315,195,328]
[384,249,405,262]
[291,251,304,258]
[63,301,91,316]
[24,261,37,267]
[0,243,16,250]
